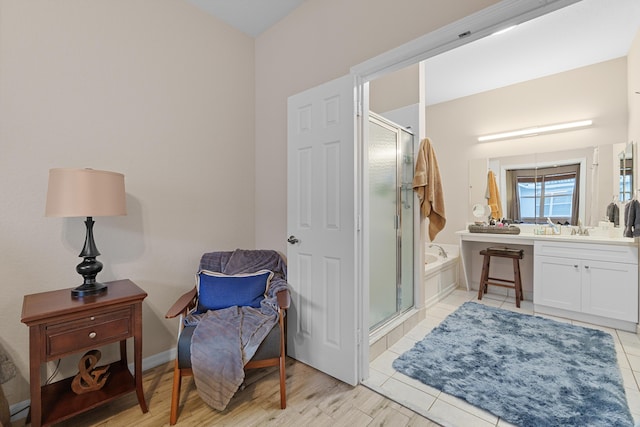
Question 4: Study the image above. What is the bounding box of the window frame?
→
[506,163,581,225]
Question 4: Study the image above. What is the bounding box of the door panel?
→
[287,74,358,386]
[582,260,638,322]
[534,255,581,311]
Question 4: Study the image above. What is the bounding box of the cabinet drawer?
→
[534,240,638,264]
[46,308,132,357]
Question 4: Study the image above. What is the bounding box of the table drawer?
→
[46,308,132,357]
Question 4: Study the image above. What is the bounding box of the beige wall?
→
[426,58,628,244]
[253,0,499,252]
[0,0,254,403]
[370,64,419,114]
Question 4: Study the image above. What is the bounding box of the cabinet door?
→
[534,255,581,311]
[582,260,638,323]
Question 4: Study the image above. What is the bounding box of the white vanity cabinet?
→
[534,255,582,312]
[534,241,638,327]
[582,259,637,322]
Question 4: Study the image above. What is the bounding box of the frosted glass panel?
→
[369,120,398,328]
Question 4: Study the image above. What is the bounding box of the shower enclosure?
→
[368,113,415,330]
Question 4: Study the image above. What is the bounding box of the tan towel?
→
[413,138,446,240]
[486,170,502,220]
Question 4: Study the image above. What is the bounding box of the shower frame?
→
[368,112,415,331]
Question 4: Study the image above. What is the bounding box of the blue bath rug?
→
[392,302,634,427]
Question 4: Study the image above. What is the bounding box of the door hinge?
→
[394,214,400,229]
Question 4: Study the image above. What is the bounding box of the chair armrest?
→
[165,287,197,319]
[276,289,290,310]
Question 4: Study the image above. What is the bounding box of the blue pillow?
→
[196,269,273,312]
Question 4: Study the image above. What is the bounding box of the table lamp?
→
[45,168,126,297]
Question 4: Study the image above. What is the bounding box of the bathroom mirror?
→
[618,141,634,202]
[476,142,636,226]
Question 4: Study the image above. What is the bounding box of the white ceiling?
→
[423,0,640,105]
[185,0,306,37]
[185,0,640,105]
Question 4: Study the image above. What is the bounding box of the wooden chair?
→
[165,250,290,425]
[478,247,524,307]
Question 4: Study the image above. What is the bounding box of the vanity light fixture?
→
[477,119,593,143]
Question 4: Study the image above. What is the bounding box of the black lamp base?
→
[72,217,109,298]
[71,282,108,298]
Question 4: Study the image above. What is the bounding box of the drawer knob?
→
[89,332,97,339]
[90,316,95,321]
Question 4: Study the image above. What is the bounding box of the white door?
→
[286,74,359,386]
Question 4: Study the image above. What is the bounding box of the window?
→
[620,157,633,202]
[506,164,580,225]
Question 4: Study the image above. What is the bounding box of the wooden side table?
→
[21,279,148,427]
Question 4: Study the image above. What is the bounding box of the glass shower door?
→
[369,118,399,328]
[368,114,414,330]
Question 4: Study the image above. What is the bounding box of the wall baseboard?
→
[10,347,177,422]
[140,348,176,372]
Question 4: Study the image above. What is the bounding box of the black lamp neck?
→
[79,216,100,258]
[73,216,106,297]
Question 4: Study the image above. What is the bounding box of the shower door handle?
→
[287,235,300,245]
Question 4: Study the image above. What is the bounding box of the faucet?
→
[572,219,590,236]
[429,244,448,259]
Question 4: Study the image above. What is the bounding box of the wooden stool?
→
[478,247,525,308]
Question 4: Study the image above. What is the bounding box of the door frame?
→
[351,0,580,382]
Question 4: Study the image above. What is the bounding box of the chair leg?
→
[279,355,286,409]
[170,359,182,425]
[278,310,287,409]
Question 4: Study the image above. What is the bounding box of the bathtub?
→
[423,243,460,308]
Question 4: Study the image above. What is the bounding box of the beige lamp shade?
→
[45,168,126,217]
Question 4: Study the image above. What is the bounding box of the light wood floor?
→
[19,359,439,426]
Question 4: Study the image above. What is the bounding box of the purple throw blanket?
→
[184,249,288,411]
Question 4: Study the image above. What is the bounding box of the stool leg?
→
[518,259,524,301]
[478,255,490,301]
[513,258,522,308]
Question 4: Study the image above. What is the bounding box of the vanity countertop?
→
[456,230,638,246]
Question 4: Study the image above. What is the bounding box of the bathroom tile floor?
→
[364,288,640,427]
